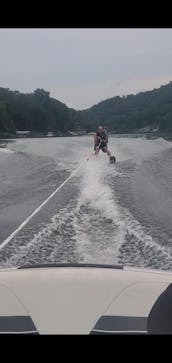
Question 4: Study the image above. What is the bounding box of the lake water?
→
[0,135,172,270]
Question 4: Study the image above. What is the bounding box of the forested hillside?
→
[80,82,172,133]
[0,82,172,136]
[0,87,80,136]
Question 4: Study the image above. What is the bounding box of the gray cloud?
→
[0,28,172,109]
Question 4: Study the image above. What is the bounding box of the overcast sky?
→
[0,28,172,110]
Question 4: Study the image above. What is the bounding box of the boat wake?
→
[1,150,172,270]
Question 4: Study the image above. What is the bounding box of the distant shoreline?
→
[1,132,172,147]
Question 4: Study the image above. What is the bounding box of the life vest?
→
[96,130,107,141]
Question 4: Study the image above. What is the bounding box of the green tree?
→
[0,100,15,134]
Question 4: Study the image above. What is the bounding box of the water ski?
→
[109,156,116,164]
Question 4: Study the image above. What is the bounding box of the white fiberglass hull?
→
[0,264,172,334]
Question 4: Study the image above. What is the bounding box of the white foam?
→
[73,155,127,263]
[0,148,14,154]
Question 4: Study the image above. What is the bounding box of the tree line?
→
[79,81,172,133]
[0,82,172,136]
[0,87,80,136]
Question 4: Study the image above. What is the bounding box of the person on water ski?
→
[94,126,115,163]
